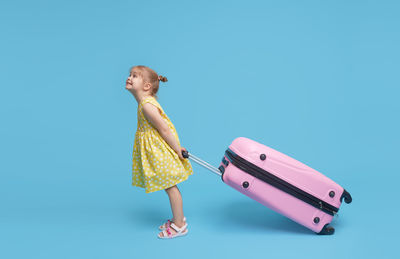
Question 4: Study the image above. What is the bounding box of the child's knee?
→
[165,185,177,193]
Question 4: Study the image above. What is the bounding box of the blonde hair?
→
[131,65,168,100]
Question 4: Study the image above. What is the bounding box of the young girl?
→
[125,65,194,239]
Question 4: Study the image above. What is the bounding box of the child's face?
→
[125,69,141,93]
[125,68,151,95]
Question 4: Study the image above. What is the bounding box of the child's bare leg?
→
[166,185,185,225]
[158,185,186,237]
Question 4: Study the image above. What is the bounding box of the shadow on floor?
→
[207,200,316,235]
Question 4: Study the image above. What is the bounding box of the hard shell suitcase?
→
[182,137,352,235]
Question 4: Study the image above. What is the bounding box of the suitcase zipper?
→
[224,148,339,216]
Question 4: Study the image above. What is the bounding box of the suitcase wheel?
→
[317,224,335,235]
[340,189,352,204]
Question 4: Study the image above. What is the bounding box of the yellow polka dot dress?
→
[132,96,193,193]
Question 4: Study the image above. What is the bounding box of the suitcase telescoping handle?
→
[182,150,222,176]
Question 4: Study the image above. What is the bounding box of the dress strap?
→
[140,96,154,106]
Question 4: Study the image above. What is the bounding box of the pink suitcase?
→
[182,137,352,235]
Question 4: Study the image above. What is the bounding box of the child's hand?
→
[177,147,187,160]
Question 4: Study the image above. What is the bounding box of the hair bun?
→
[158,75,168,83]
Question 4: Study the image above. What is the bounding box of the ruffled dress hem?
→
[132,172,192,193]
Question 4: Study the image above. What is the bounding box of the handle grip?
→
[180,149,222,176]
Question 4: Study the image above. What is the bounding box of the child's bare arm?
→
[142,103,182,157]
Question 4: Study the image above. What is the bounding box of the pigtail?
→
[158,75,168,83]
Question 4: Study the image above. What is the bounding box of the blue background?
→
[1,0,399,258]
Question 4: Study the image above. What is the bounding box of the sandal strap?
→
[161,219,171,229]
[169,222,188,233]
[166,227,172,237]
[166,217,186,224]
[163,229,171,237]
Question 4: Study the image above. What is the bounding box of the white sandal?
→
[157,222,188,239]
[159,217,186,230]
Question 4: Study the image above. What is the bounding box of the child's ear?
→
[144,82,152,90]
